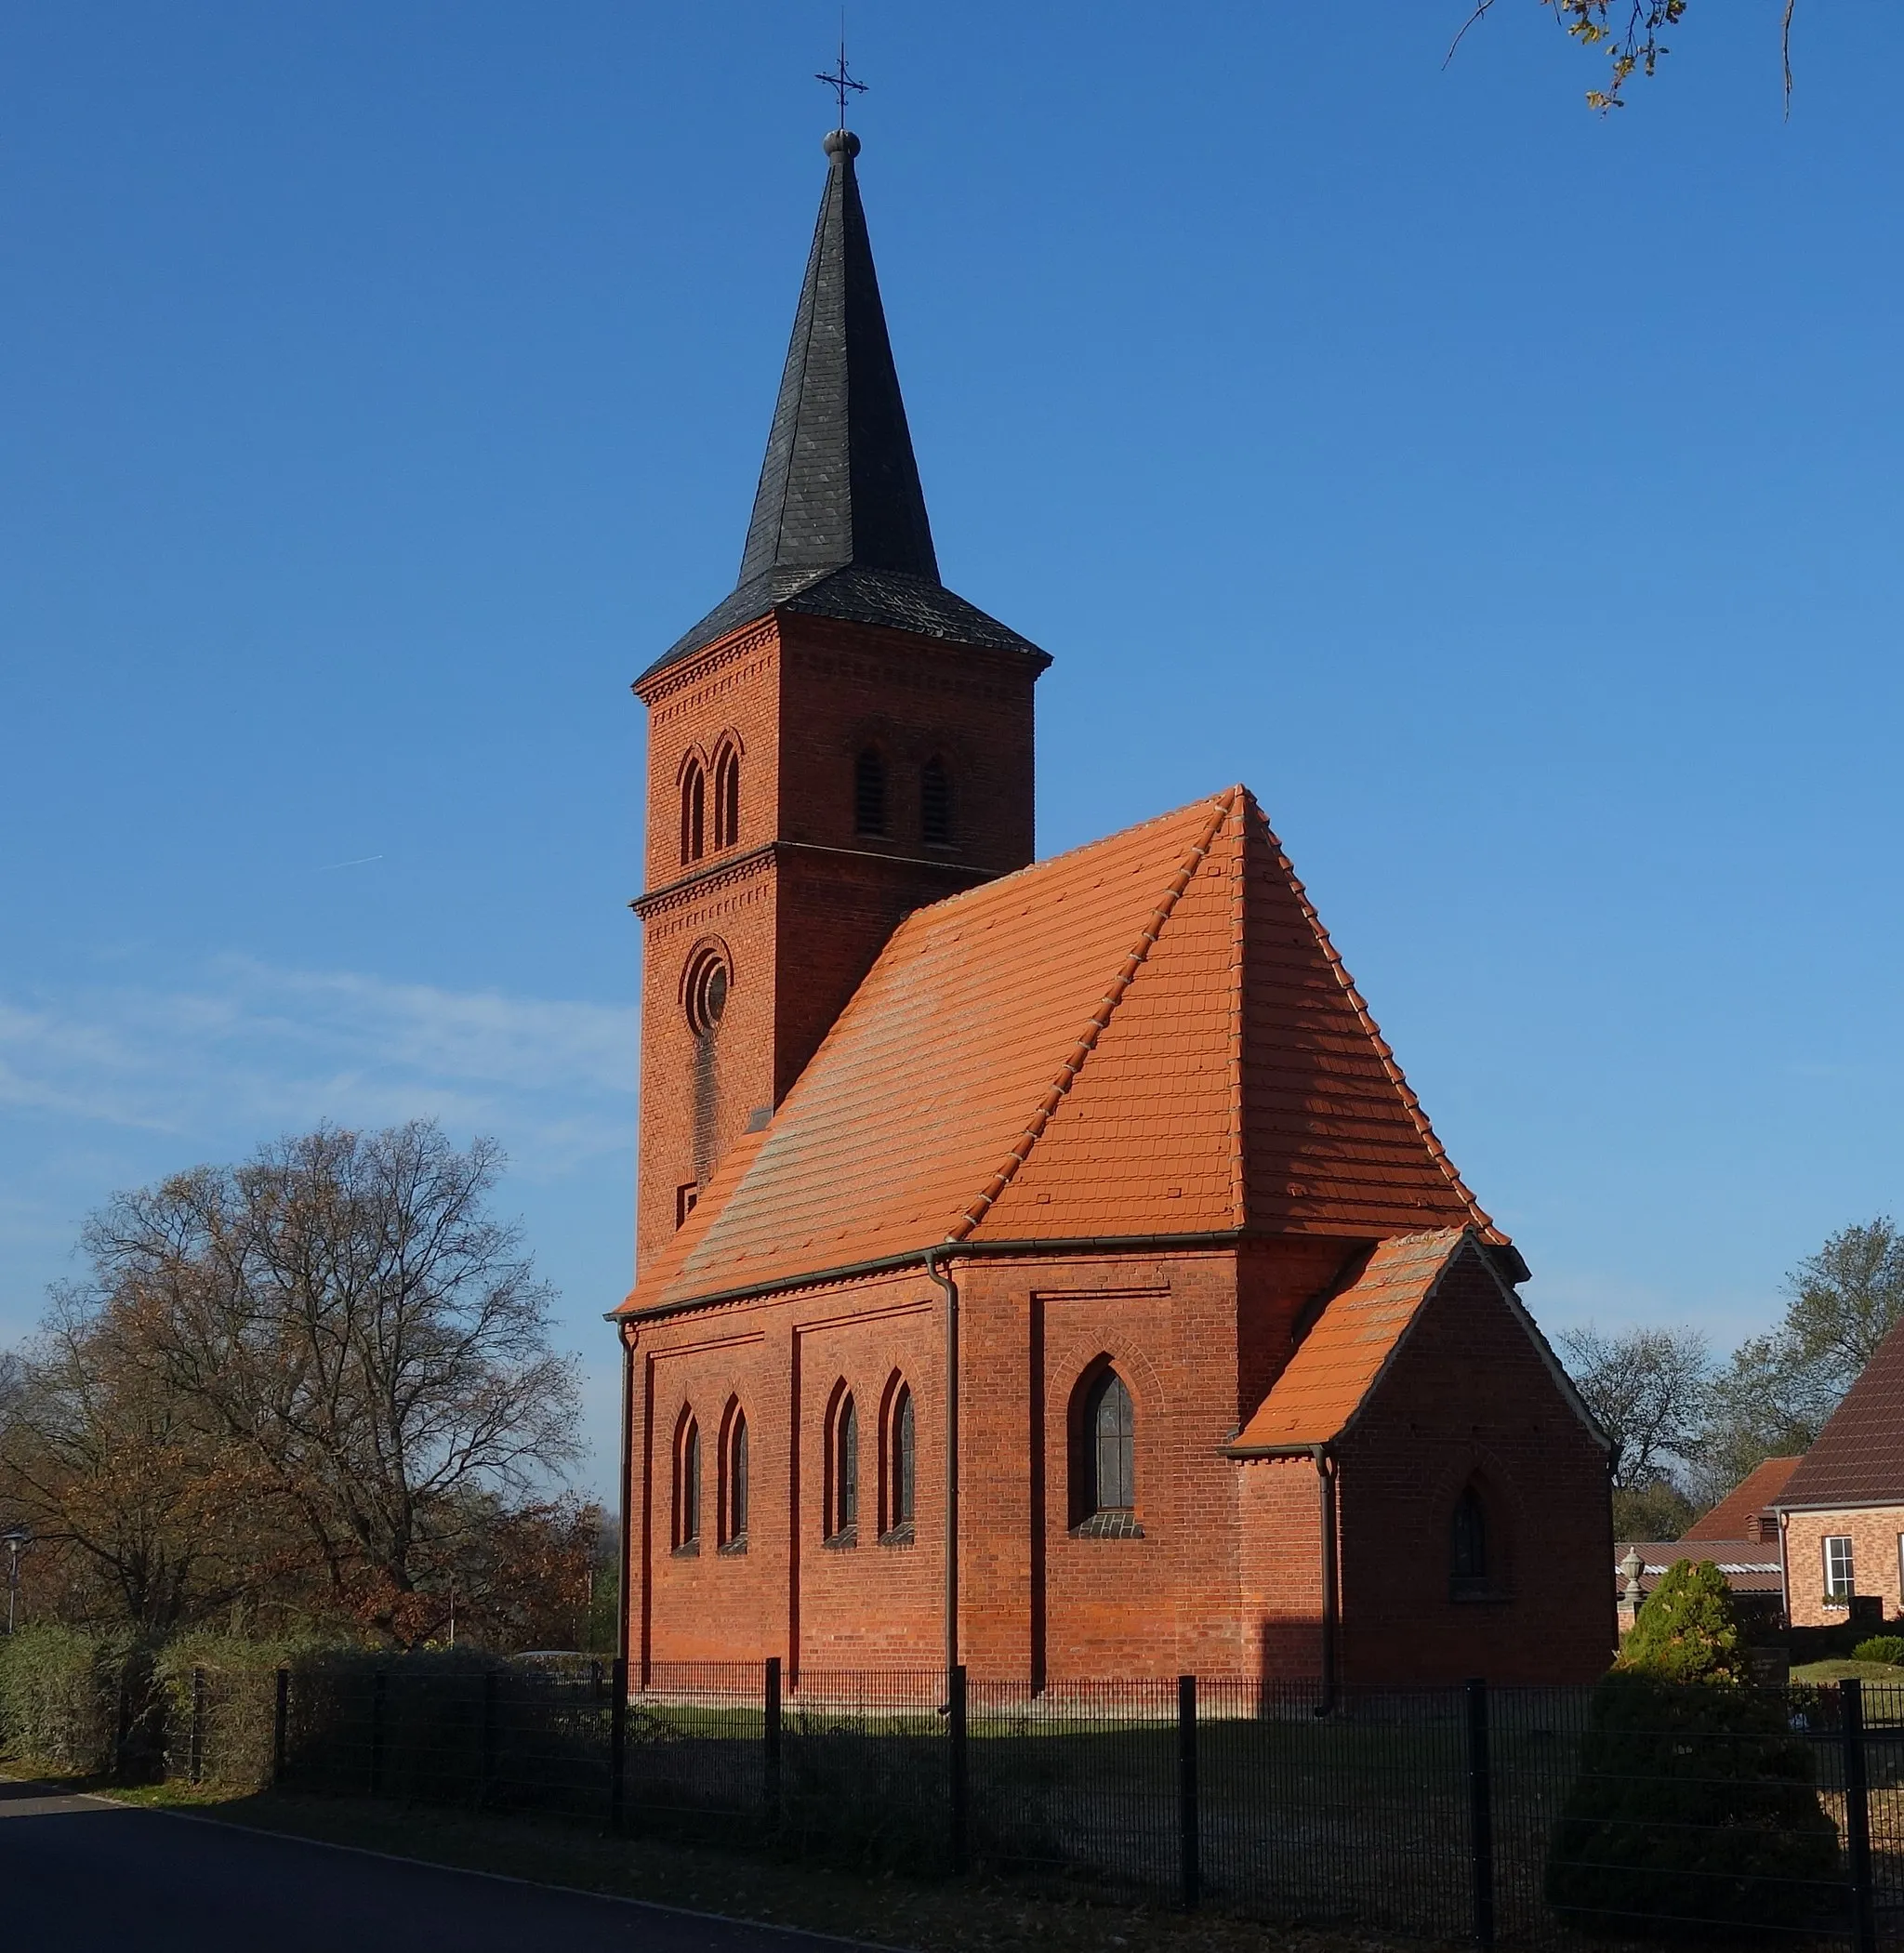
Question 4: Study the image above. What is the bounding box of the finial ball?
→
[822,128,862,159]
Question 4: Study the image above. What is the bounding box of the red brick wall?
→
[626,1242,1615,1684]
[631,614,1042,1269]
[1335,1251,1614,1683]
[1783,1508,1904,1628]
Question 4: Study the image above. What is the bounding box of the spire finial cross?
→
[814,30,866,130]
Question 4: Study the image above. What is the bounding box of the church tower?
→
[631,129,1051,1269]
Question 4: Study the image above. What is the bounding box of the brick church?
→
[614,128,1614,1686]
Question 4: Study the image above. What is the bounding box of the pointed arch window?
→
[920,757,954,848]
[826,1389,859,1546]
[680,759,707,865]
[853,749,887,838]
[1070,1366,1141,1538]
[1450,1485,1489,1600]
[712,743,741,851]
[672,1411,701,1554]
[721,1404,749,1552]
[881,1379,916,1545]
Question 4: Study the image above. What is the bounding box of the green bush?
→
[1851,1635,1904,1668]
[1547,1562,1840,1939]
[0,1627,131,1775]
[156,1635,323,1789]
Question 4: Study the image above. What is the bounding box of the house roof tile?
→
[1683,1456,1802,1541]
[1778,1320,1904,1510]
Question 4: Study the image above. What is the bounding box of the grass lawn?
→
[1789,1660,1904,1684]
[2,1763,1461,1953]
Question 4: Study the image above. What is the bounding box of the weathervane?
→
[814,30,866,130]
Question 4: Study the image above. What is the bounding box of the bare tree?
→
[80,1121,582,1645]
[0,1293,282,1634]
[1559,1323,1711,1492]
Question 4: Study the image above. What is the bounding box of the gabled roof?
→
[620,787,1505,1318]
[1226,1230,1469,1450]
[1683,1455,1802,1541]
[642,132,1041,680]
[1777,1319,1904,1510]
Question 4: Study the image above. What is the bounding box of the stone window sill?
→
[672,1539,700,1559]
[719,1537,748,1557]
[824,1525,858,1551]
[880,1522,916,1549]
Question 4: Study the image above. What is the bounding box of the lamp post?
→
[2,1527,29,1635]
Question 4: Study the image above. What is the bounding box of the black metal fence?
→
[211,1660,1904,1947]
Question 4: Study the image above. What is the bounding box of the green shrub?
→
[1547,1561,1840,1939]
[156,1635,324,1790]
[1851,1635,1904,1668]
[0,1627,130,1775]
[1619,1559,1748,1682]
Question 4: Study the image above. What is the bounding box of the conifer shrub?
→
[1546,1560,1841,1940]
[1851,1635,1904,1668]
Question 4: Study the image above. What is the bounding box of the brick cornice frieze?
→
[631,839,1000,921]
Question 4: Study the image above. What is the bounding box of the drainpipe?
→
[1313,1444,1338,1713]
[615,1320,639,1669]
[923,1247,959,1682]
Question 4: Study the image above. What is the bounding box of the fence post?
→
[608,1655,628,1835]
[479,1668,499,1808]
[189,1666,206,1785]
[764,1656,783,1820]
[1843,1678,1877,1953]
[948,1664,969,1875]
[272,1667,289,1788]
[1465,1678,1495,1952]
[369,1669,387,1798]
[1178,1674,1200,1911]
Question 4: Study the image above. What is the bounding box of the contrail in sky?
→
[314,854,385,872]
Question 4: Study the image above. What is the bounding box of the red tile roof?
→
[1227,1230,1469,1448]
[1683,1456,1802,1542]
[620,788,1503,1317]
[1778,1318,1904,1510]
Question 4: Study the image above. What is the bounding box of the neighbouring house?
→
[1687,1456,1804,1549]
[612,126,1616,1688]
[1777,1321,1904,1630]
[1613,1458,1802,1636]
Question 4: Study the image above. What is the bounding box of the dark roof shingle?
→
[1778,1322,1904,1509]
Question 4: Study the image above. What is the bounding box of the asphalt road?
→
[0,1777,865,1953]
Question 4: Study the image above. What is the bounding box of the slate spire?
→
[739,128,939,586]
[645,132,1043,680]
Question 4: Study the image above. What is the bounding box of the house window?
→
[680,759,706,864]
[675,1182,699,1229]
[1450,1485,1488,1599]
[1826,1535,1855,1602]
[721,1406,748,1552]
[1070,1366,1141,1537]
[854,749,887,837]
[826,1391,859,1545]
[882,1379,915,1543]
[920,758,954,847]
[673,1413,701,1553]
[712,743,741,850]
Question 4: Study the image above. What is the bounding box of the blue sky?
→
[3,3,1899,1493]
